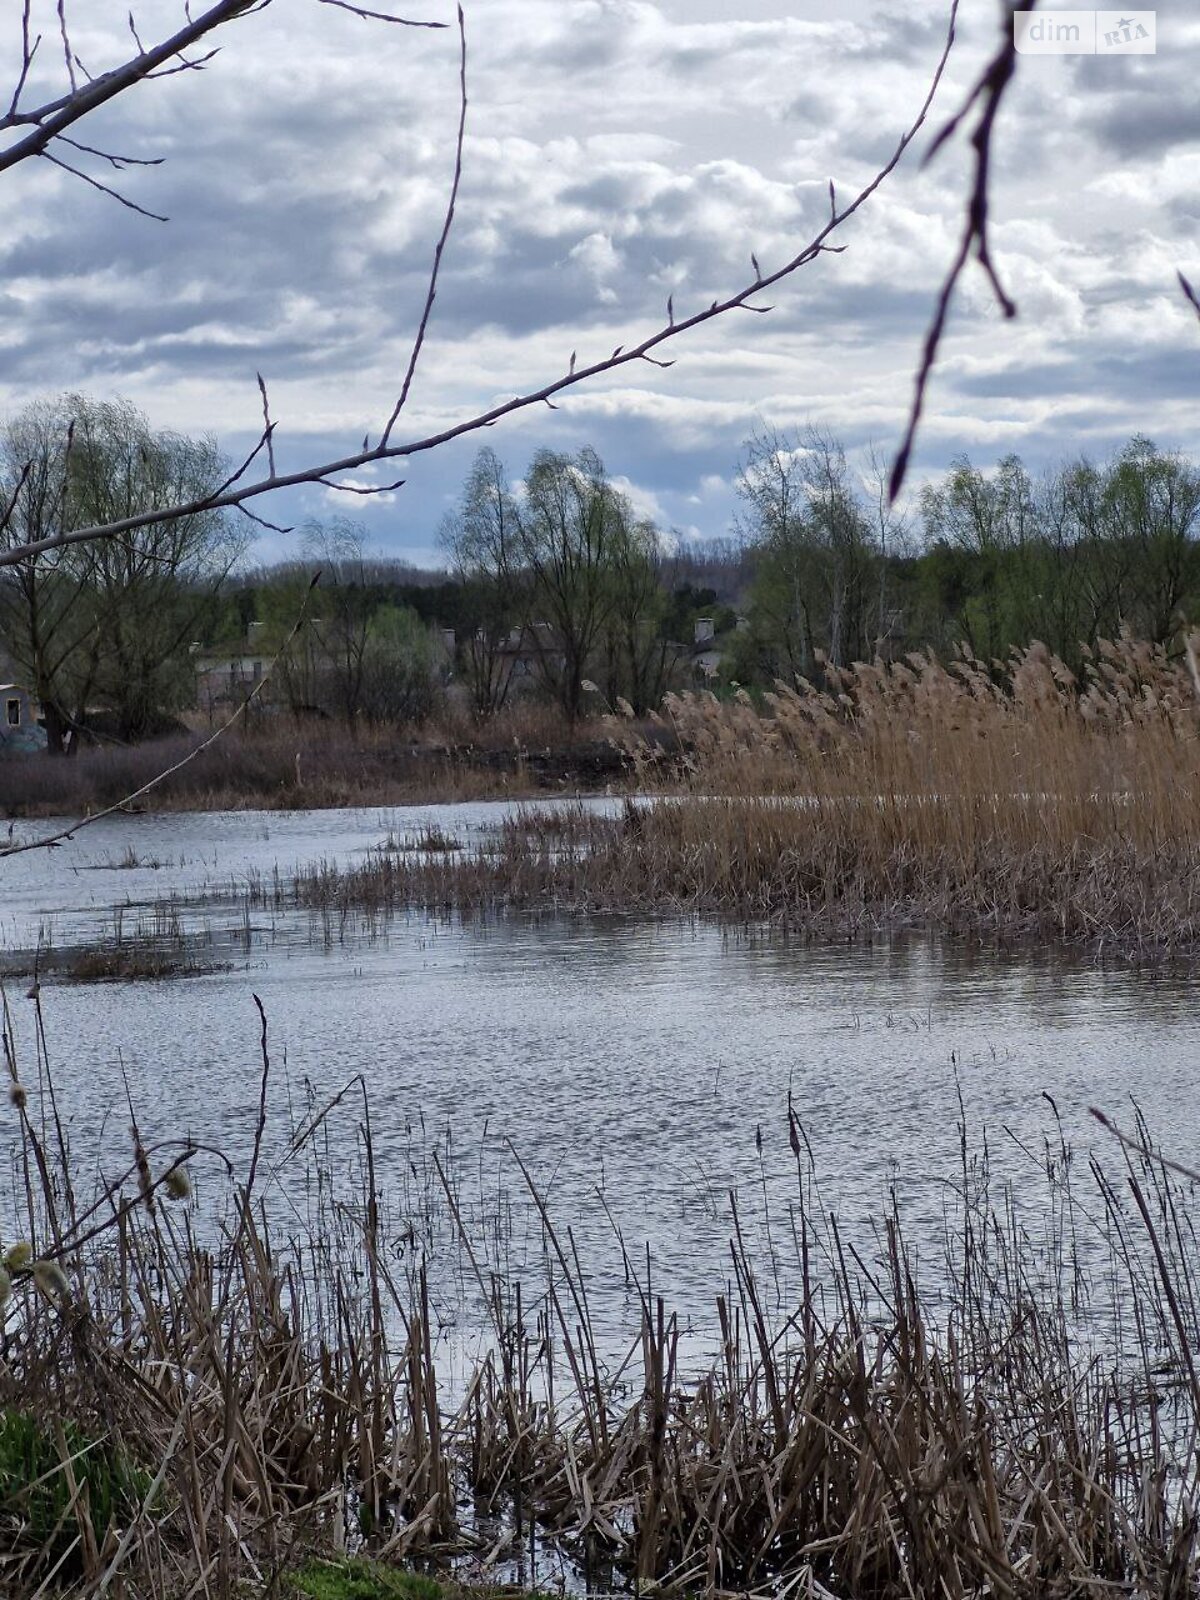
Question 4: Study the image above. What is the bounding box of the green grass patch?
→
[0,1408,151,1570]
[287,1562,443,1600]
[286,1561,562,1600]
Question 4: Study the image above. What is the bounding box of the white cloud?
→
[610,473,668,524]
[0,0,1193,551]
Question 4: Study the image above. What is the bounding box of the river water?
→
[2,802,1197,1360]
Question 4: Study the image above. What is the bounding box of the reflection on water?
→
[2,804,1199,1355]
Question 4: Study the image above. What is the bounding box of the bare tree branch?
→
[6,0,39,121]
[56,0,77,93]
[316,0,447,23]
[0,0,266,165]
[40,147,169,220]
[256,372,277,478]
[889,0,1032,503]
[318,474,406,495]
[378,2,467,447]
[54,133,164,169]
[0,0,960,573]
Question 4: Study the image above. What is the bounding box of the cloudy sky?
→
[1,0,1196,563]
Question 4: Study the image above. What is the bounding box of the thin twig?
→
[889,1,1028,502]
[6,0,38,121]
[40,148,169,221]
[380,4,468,446]
[256,372,277,479]
[316,0,446,23]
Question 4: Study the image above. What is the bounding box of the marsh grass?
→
[380,823,465,855]
[0,901,234,986]
[0,1408,151,1575]
[62,942,228,983]
[0,703,642,820]
[269,637,1200,950]
[4,975,1200,1597]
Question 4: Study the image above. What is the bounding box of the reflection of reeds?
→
[5,993,1200,1596]
[274,637,1200,949]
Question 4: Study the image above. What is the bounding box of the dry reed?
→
[274,637,1200,951]
[0,704,639,820]
[3,983,1200,1596]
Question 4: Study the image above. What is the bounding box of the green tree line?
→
[726,427,1200,686]
[5,392,1199,746]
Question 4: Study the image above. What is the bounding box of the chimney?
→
[694,617,715,646]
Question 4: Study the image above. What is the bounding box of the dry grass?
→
[0,705,641,819]
[5,981,1200,1596]
[272,637,1200,951]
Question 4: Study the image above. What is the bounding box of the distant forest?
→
[209,428,1200,719]
[3,391,1198,741]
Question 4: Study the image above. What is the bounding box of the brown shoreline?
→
[0,723,645,818]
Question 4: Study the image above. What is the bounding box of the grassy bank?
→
[4,995,1200,1597]
[0,704,641,818]
[268,637,1200,951]
[286,1563,548,1600]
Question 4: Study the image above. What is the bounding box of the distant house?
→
[689,616,747,684]
[193,623,276,715]
[0,679,47,754]
[486,621,563,689]
[690,617,721,681]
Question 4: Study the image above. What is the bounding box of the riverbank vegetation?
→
[4,999,1200,1598]
[13,629,1200,951]
[6,393,1200,772]
[247,634,1200,952]
[0,704,638,818]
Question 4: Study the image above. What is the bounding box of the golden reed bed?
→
[281,636,1200,952]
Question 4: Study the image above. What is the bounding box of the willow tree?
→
[0,394,239,748]
[508,448,627,722]
[439,447,523,721]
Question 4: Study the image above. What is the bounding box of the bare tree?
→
[736,425,879,675]
[439,447,522,720]
[296,520,375,727]
[735,424,820,678]
[864,441,912,654]
[275,519,436,725]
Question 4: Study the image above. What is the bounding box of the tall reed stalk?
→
[3,985,1200,1596]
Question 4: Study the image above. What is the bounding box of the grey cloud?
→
[849,9,952,64]
[1066,46,1199,157]
[0,0,1196,565]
